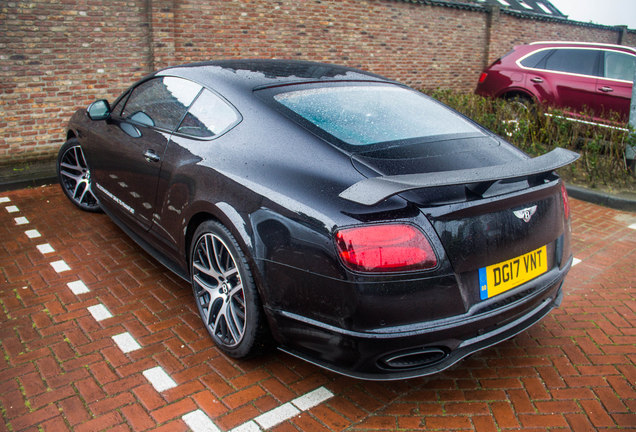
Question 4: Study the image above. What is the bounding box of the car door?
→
[529,48,600,115]
[596,50,635,120]
[89,76,202,232]
[150,88,242,253]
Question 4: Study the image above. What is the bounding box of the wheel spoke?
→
[203,235,213,270]
[232,295,245,313]
[60,162,81,172]
[228,300,245,333]
[223,267,238,281]
[204,301,214,327]
[195,288,212,324]
[192,261,212,276]
[228,284,242,299]
[73,147,82,168]
[226,311,241,343]
[78,183,89,203]
[193,274,217,297]
[212,302,228,338]
[72,180,82,199]
[196,247,208,271]
[77,146,88,168]
[60,169,82,182]
[211,237,225,273]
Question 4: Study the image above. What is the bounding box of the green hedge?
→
[427,89,635,192]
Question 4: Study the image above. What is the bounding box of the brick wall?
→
[170,0,488,90]
[1,0,150,165]
[1,0,633,175]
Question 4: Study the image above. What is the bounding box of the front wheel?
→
[190,220,268,358]
[57,138,101,212]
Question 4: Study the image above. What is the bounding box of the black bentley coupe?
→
[57,60,577,379]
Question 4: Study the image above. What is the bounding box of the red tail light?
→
[335,224,437,273]
[561,182,570,220]
[478,72,488,83]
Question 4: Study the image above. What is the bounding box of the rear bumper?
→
[270,258,570,380]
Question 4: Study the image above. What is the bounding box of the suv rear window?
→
[273,84,480,147]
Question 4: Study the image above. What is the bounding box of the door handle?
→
[143,149,161,163]
[530,77,543,83]
[599,86,613,93]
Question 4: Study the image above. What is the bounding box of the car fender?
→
[181,198,257,264]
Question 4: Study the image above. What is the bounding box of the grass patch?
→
[427,89,635,193]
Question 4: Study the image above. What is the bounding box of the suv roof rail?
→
[529,41,636,53]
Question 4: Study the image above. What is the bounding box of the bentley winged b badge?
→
[513,205,538,223]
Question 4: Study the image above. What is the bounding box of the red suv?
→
[476,41,635,121]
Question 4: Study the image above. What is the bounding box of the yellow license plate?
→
[479,245,547,300]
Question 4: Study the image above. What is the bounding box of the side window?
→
[520,49,553,68]
[604,51,635,82]
[543,49,599,77]
[177,89,239,138]
[122,77,201,131]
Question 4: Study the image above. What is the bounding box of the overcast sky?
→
[548,0,636,30]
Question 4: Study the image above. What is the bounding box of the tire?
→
[190,220,268,358]
[57,138,101,212]
[504,94,535,116]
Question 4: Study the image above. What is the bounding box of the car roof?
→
[154,59,393,95]
[527,41,636,55]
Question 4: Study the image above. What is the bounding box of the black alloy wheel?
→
[57,139,101,212]
[190,220,267,358]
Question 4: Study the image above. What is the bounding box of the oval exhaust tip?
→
[380,347,448,370]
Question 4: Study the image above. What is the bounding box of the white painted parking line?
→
[254,403,300,430]
[230,386,334,431]
[291,386,334,411]
[67,280,89,295]
[6,205,19,213]
[112,332,141,353]
[230,421,260,432]
[182,410,221,432]
[37,243,55,254]
[25,229,41,238]
[14,217,29,225]
[50,260,71,273]
[143,366,177,392]
[572,257,582,266]
[629,223,636,230]
[87,304,113,321]
[0,197,10,203]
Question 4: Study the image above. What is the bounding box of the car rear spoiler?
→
[339,147,579,206]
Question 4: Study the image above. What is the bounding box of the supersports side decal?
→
[95,183,135,215]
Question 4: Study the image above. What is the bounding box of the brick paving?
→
[0,184,634,432]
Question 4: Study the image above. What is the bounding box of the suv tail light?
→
[335,224,437,273]
[560,182,570,220]
[478,72,488,83]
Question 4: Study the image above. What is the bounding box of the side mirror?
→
[87,99,111,121]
